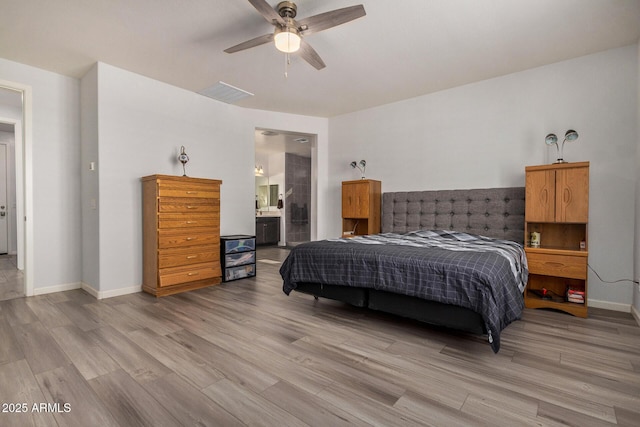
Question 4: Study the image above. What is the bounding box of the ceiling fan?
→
[224,0,366,70]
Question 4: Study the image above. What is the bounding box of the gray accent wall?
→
[285,153,311,245]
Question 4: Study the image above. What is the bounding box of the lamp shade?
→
[544,134,558,146]
[274,27,301,53]
[564,129,579,141]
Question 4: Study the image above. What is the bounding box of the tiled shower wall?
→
[285,153,311,245]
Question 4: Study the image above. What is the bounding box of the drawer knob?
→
[186,237,195,241]
[186,255,197,259]
[187,272,200,276]
[186,206,196,209]
[186,221,196,224]
[186,191,198,194]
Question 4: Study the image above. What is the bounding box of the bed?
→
[279,187,528,352]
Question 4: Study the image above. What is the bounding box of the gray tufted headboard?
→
[382,187,525,244]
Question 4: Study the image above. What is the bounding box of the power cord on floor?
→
[588,264,640,285]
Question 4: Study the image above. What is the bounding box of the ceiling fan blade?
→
[224,33,274,53]
[297,5,366,36]
[248,0,285,26]
[298,40,326,70]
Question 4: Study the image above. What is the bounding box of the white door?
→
[0,144,7,254]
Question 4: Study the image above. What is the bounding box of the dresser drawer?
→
[158,245,219,268]
[159,188,219,199]
[158,231,220,248]
[159,198,219,213]
[157,179,217,190]
[526,252,587,280]
[159,263,221,287]
[158,213,219,229]
[157,180,218,198]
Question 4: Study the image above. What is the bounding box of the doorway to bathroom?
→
[255,128,315,248]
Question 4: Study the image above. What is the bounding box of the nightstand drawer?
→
[526,252,587,280]
[159,263,221,287]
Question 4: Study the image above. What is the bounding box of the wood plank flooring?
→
[1,246,639,426]
[0,254,24,301]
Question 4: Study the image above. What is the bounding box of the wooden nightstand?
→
[523,162,589,317]
[342,179,381,236]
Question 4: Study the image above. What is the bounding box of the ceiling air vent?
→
[198,81,253,104]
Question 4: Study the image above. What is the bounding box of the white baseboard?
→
[588,298,631,313]
[80,282,141,300]
[33,282,81,295]
[80,283,100,299]
[632,305,640,327]
[32,282,141,300]
[97,285,142,300]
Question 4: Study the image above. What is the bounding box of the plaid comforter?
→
[280,230,528,352]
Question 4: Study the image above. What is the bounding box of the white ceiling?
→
[255,128,313,158]
[1,1,639,117]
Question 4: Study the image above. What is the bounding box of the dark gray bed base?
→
[294,282,486,335]
[290,187,525,342]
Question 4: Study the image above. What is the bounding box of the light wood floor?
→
[1,247,639,426]
[0,254,24,302]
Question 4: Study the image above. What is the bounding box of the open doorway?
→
[255,128,316,248]
[0,84,29,301]
[0,124,22,300]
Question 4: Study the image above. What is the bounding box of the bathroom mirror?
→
[269,184,278,207]
[255,176,279,209]
[255,176,268,209]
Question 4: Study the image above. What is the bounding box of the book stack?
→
[567,288,585,304]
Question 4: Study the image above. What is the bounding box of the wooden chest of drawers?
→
[142,175,222,297]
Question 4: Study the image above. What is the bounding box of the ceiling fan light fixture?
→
[274,26,301,53]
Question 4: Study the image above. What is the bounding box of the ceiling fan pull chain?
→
[284,52,290,78]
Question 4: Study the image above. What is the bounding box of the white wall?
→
[0,130,17,254]
[0,58,81,293]
[634,40,640,317]
[80,64,100,291]
[329,45,638,309]
[87,63,329,296]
